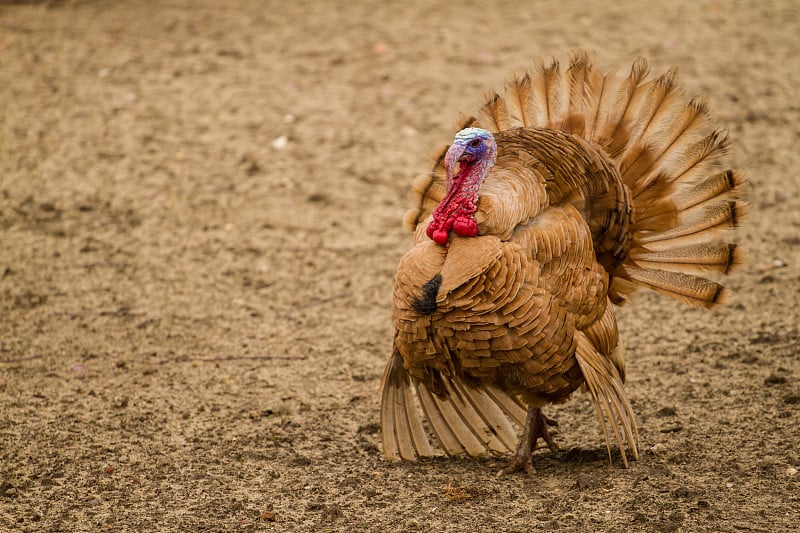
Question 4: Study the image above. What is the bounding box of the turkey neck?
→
[427,157,494,246]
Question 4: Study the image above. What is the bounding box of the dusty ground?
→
[1,0,799,531]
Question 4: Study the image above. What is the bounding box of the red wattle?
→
[432,228,449,246]
[426,157,487,246]
[426,221,436,240]
[453,216,478,237]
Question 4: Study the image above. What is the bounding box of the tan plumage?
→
[381,51,746,473]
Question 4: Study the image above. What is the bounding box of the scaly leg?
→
[497,406,559,477]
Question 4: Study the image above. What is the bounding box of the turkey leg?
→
[497,406,559,477]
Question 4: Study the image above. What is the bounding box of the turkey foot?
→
[497,406,559,477]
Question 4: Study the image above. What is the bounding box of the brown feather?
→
[601,56,650,154]
[481,92,512,131]
[563,50,593,135]
[574,332,639,465]
[510,72,533,127]
[624,266,727,308]
[630,241,744,275]
[543,58,563,129]
[528,57,549,127]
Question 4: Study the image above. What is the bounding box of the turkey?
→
[379,50,746,475]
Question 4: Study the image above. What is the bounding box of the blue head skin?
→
[444,128,497,191]
[427,128,497,246]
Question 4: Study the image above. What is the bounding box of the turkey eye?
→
[468,138,482,148]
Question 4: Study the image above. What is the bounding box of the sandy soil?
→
[1,1,799,531]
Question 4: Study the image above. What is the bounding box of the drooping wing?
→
[380,344,527,461]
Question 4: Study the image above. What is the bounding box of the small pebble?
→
[649,443,667,454]
[786,466,797,477]
[270,135,288,150]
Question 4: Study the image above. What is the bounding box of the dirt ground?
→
[1,1,799,531]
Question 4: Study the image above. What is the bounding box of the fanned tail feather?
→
[636,200,747,248]
[595,56,649,150]
[643,95,710,171]
[618,67,682,175]
[481,92,512,131]
[509,72,533,127]
[564,50,592,135]
[623,266,728,307]
[630,241,744,276]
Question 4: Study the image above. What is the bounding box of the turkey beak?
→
[444,143,467,186]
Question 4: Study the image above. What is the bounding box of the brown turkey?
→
[379,50,747,475]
